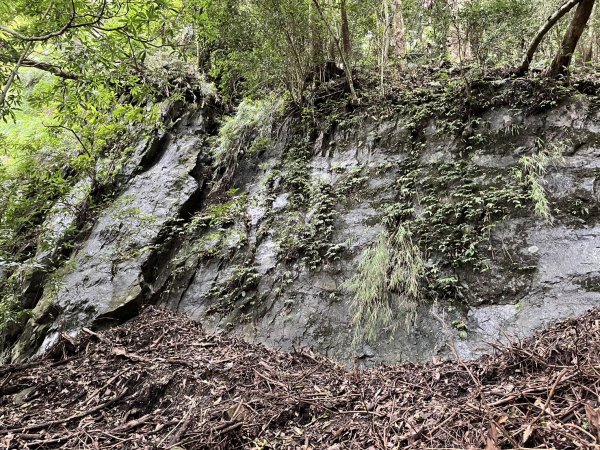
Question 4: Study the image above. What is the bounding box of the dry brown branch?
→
[1,306,600,449]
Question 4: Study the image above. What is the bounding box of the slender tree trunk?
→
[580,2,596,63]
[580,29,594,63]
[312,0,357,99]
[391,0,406,60]
[518,0,581,75]
[547,0,596,77]
[447,0,471,63]
[380,0,391,93]
[340,0,352,62]
[590,25,598,62]
[309,2,325,80]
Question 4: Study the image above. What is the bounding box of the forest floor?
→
[1,307,599,449]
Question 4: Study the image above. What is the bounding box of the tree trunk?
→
[580,30,594,63]
[547,0,596,77]
[518,0,581,75]
[312,0,357,99]
[391,0,406,60]
[580,2,596,63]
[340,0,352,62]
[381,0,391,66]
[380,0,391,94]
[309,2,325,76]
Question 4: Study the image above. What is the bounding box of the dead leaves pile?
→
[1,307,600,449]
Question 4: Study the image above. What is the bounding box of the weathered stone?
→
[162,95,600,366]
[9,92,600,368]
[10,109,212,361]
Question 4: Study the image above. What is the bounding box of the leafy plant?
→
[514,141,564,223]
[206,265,261,316]
[213,96,284,182]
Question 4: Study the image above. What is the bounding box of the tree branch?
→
[44,124,92,157]
[0,0,108,42]
[0,46,79,80]
[0,42,33,108]
[20,58,79,80]
[518,0,581,75]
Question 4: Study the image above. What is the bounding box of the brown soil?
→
[1,306,599,449]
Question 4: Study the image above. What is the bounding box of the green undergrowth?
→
[348,75,573,345]
[515,140,565,222]
[206,265,261,325]
[170,189,250,275]
[213,96,285,183]
[277,166,368,270]
[349,226,424,346]
[0,296,32,345]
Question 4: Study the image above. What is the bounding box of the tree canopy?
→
[2,0,599,115]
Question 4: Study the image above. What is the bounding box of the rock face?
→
[8,84,600,366]
[10,109,213,361]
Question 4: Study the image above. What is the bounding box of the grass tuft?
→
[349,226,424,346]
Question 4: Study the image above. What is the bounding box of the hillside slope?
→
[5,78,600,365]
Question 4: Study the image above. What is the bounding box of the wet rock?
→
[272,193,289,210]
[10,109,212,362]
[161,95,600,366]
[10,91,600,367]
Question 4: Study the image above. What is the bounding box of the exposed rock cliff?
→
[6,79,600,366]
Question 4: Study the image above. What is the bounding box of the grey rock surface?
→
[163,97,600,366]
[9,94,600,367]
[11,110,211,361]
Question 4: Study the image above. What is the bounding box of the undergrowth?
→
[206,265,261,322]
[277,168,367,269]
[349,226,424,346]
[515,140,565,223]
[169,189,249,277]
[213,96,285,183]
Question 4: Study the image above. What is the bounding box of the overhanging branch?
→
[0,0,108,43]
[19,58,79,80]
